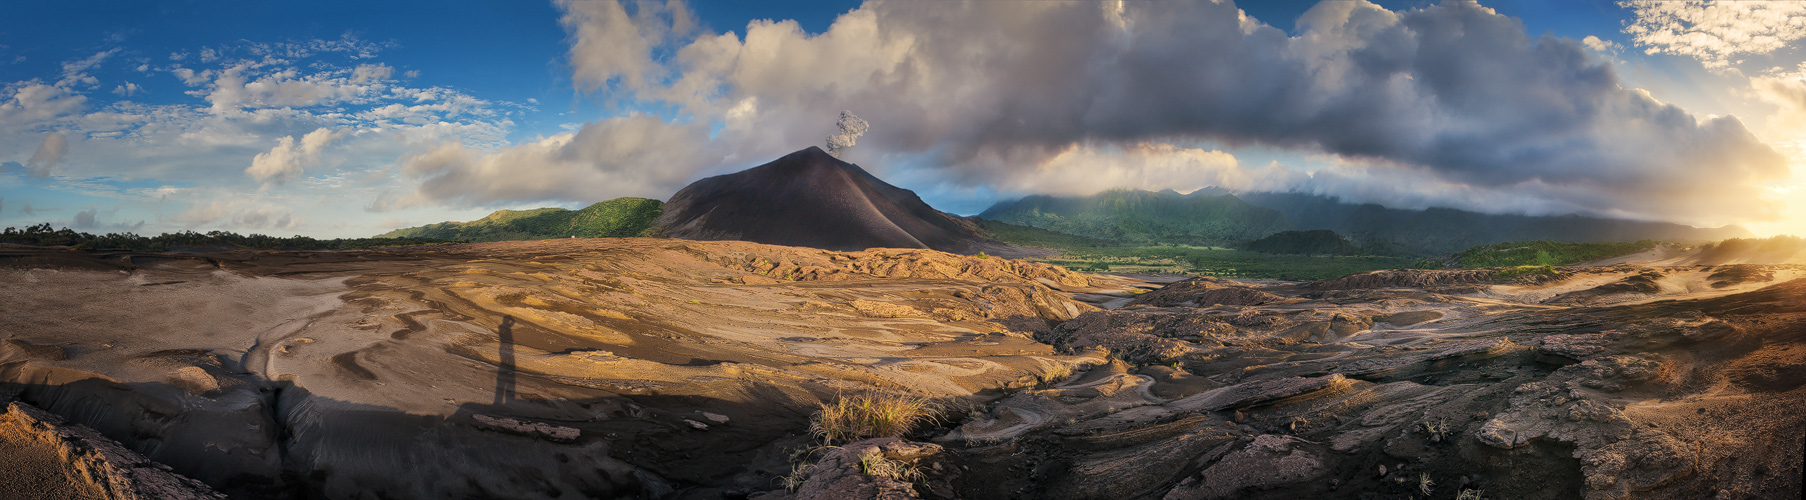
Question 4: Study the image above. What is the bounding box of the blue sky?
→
[3,0,1803,238]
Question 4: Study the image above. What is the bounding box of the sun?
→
[1745,173,1806,238]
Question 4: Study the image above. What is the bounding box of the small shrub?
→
[1456,489,1486,500]
[976,251,990,260]
[810,392,937,445]
[1419,418,1449,443]
[1419,473,1434,496]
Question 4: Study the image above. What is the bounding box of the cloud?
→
[202,62,381,112]
[111,82,141,96]
[1621,0,1806,70]
[534,0,1785,226]
[57,49,117,87]
[175,199,300,230]
[71,208,95,229]
[1582,35,1619,53]
[246,127,343,184]
[380,114,713,209]
[998,143,1305,197]
[351,63,393,83]
[26,132,68,176]
[0,83,87,129]
[557,0,695,92]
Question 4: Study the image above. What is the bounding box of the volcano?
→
[656,147,1017,255]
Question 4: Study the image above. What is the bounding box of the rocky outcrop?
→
[1129,277,1291,307]
[785,438,944,500]
[1311,269,1501,290]
[1164,435,1327,500]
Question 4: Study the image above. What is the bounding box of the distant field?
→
[975,218,1415,280]
[1433,240,1658,268]
[1031,245,1415,281]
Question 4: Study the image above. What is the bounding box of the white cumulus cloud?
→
[1621,0,1806,69]
[246,128,344,185]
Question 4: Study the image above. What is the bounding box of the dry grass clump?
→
[857,447,923,481]
[810,392,937,445]
[1037,362,1075,385]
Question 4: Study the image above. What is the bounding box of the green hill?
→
[977,189,1287,246]
[971,218,1116,249]
[377,197,663,242]
[1241,230,1363,255]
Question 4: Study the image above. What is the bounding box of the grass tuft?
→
[810,392,937,445]
[857,447,923,482]
[778,462,814,491]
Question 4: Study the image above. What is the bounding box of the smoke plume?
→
[824,111,868,158]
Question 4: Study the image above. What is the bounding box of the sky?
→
[3,0,1804,239]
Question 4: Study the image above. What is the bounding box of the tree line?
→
[0,223,456,252]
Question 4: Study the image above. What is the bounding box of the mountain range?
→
[980,188,1747,255]
[379,147,1748,257]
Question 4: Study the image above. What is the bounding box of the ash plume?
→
[824,111,868,158]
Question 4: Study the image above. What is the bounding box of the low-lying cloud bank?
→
[396,0,1786,228]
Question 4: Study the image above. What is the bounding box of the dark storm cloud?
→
[503,0,1788,224]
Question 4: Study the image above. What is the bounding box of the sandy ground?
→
[0,431,106,500]
[2,239,1802,499]
[0,239,1125,498]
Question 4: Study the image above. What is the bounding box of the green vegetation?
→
[809,392,937,445]
[376,197,663,242]
[978,217,1411,280]
[0,223,451,252]
[978,189,1287,246]
[972,218,1115,248]
[1241,229,1363,255]
[1037,245,1415,280]
[1433,240,1658,268]
[1494,264,1560,281]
